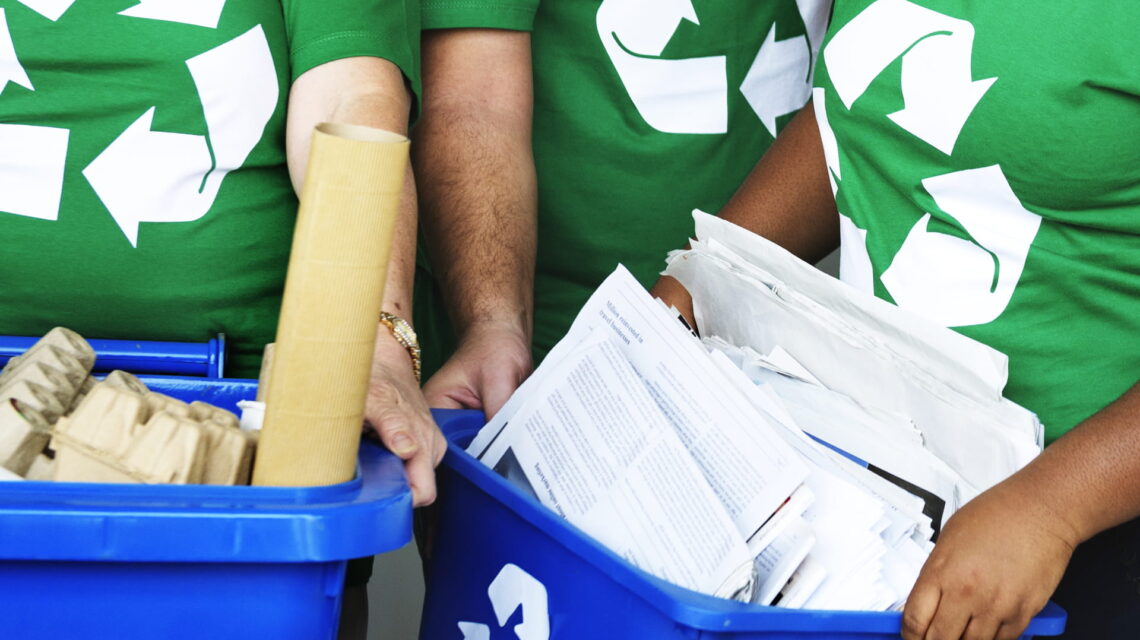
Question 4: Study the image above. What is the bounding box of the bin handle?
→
[0,334,226,378]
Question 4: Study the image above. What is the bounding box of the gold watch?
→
[378,311,421,383]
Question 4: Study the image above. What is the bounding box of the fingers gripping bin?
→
[421,409,1067,640]
[0,374,412,640]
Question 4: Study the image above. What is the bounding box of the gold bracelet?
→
[378,311,421,383]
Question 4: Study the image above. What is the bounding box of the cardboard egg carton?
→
[0,399,52,476]
[0,327,94,419]
[23,453,54,481]
[0,328,94,475]
[52,385,192,484]
[52,384,256,486]
[101,369,148,395]
[1,328,257,485]
[0,327,95,387]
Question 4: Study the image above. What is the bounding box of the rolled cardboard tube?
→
[251,123,408,487]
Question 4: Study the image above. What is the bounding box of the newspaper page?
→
[475,266,810,541]
[479,330,754,598]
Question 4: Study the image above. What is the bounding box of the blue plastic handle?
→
[0,334,226,378]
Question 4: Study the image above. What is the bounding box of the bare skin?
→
[902,384,1140,640]
[649,103,838,324]
[414,29,538,419]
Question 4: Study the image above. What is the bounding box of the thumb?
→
[482,373,522,420]
[372,412,421,460]
[901,579,941,640]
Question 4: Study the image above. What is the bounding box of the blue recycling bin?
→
[0,372,412,640]
[420,409,1066,639]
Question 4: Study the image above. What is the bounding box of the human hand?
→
[364,333,447,507]
[649,275,696,331]
[902,479,1077,640]
[422,322,531,420]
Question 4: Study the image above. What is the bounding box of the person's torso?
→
[0,1,295,375]
[813,0,1140,438]
[529,0,833,358]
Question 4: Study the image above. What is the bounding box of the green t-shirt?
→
[417,0,833,370]
[813,0,1140,440]
[0,0,419,377]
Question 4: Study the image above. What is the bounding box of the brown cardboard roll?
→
[251,123,408,487]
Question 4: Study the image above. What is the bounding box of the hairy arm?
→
[413,29,537,418]
[650,103,839,319]
[286,56,445,506]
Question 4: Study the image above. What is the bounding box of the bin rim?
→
[433,408,1067,635]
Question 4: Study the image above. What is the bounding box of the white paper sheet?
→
[664,212,1043,492]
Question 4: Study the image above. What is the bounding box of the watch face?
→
[379,312,421,382]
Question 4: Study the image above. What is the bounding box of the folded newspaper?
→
[467,211,1042,611]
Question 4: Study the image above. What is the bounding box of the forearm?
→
[415,107,536,339]
[413,29,537,343]
[379,168,416,319]
[717,102,839,263]
[286,56,416,315]
[1007,382,1140,545]
[286,57,413,190]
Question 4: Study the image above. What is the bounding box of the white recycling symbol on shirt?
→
[457,563,550,640]
[0,4,68,223]
[13,0,74,23]
[596,0,830,137]
[820,0,1043,328]
[0,0,278,248]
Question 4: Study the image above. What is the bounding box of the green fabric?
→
[422,0,537,31]
[813,0,1140,440]
[0,0,419,378]
[416,0,829,376]
[286,0,422,110]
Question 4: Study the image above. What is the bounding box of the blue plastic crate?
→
[421,409,1066,639]
[0,377,412,640]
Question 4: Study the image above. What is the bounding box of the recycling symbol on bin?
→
[458,564,551,640]
[0,0,277,247]
[596,0,830,137]
[817,0,1043,328]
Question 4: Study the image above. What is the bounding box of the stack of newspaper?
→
[466,212,1043,611]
